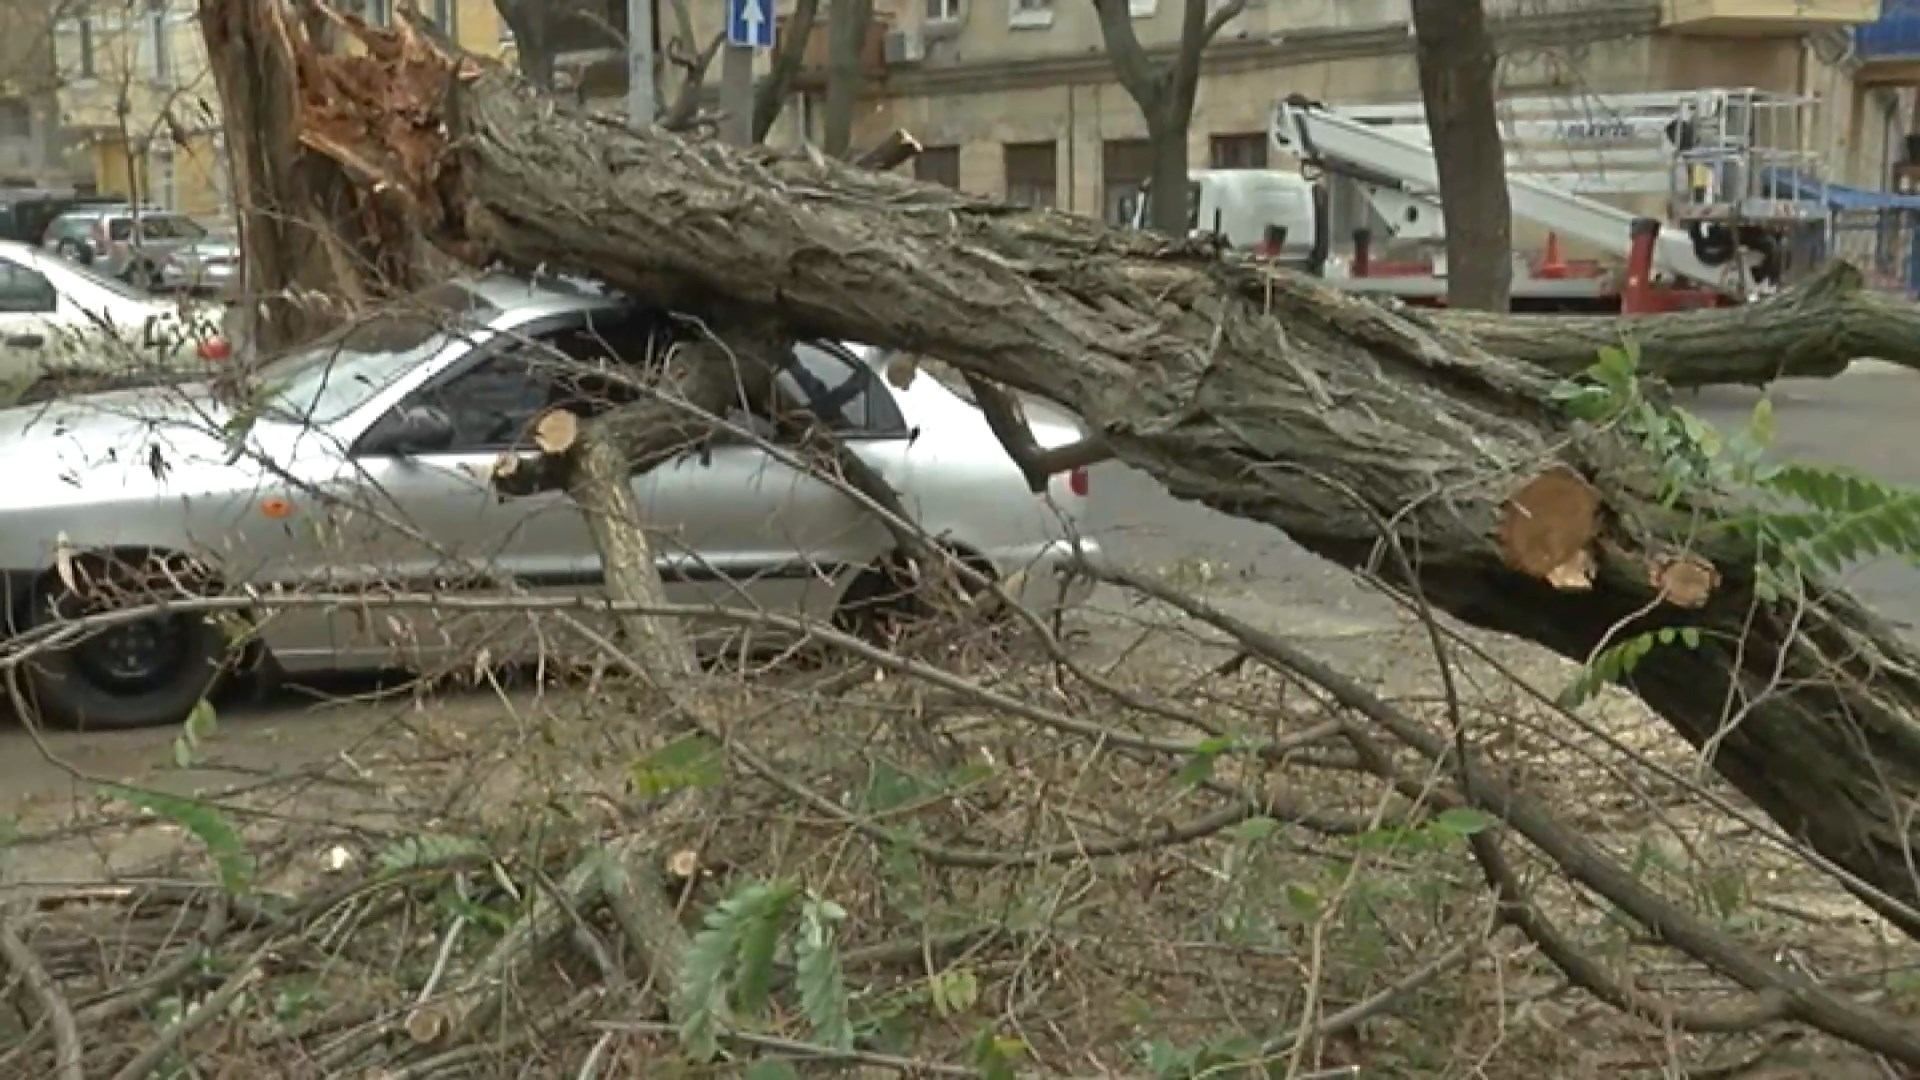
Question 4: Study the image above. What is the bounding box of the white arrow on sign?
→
[741,0,767,43]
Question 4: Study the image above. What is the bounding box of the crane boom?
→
[1271,99,1756,298]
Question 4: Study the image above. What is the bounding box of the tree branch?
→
[962,372,1111,492]
[853,128,923,171]
[1089,0,1163,113]
[1172,0,1244,121]
[1098,564,1920,1065]
[753,0,821,142]
[0,917,82,1080]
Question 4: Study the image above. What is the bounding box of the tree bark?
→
[1092,0,1247,236]
[753,0,820,143]
[493,0,556,91]
[199,0,444,352]
[226,14,1920,938]
[822,0,869,158]
[1410,0,1512,313]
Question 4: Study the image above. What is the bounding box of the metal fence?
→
[1825,208,1920,297]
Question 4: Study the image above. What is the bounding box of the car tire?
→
[127,261,159,292]
[53,239,89,265]
[16,563,232,731]
[832,549,999,646]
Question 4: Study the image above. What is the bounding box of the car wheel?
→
[832,549,998,646]
[127,261,160,292]
[53,239,88,265]
[16,560,232,731]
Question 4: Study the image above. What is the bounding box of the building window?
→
[1010,0,1052,28]
[365,0,392,25]
[433,0,457,34]
[1129,0,1155,16]
[77,15,95,79]
[1102,138,1154,225]
[151,2,171,82]
[0,101,31,142]
[926,0,961,23]
[1004,141,1056,208]
[1209,133,1267,170]
[916,146,960,188]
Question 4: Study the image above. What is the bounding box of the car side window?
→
[0,261,56,314]
[410,349,554,453]
[776,344,906,435]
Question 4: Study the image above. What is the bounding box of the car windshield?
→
[256,284,498,425]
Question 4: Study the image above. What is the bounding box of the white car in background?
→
[0,239,227,406]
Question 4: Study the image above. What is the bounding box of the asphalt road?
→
[1082,360,1920,632]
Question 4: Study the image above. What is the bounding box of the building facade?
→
[50,0,510,221]
[0,0,83,187]
[801,0,1911,223]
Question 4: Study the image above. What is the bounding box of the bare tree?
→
[1410,0,1512,312]
[820,0,869,157]
[1093,0,1247,235]
[753,0,818,141]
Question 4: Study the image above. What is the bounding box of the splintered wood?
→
[1496,465,1600,591]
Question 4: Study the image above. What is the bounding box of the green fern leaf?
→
[375,834,486,876]
[104,785,251,893]
[673,880,796,1059]
[733,883,795,1018]
[794,895,854,1051]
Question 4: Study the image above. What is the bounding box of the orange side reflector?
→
[260,497,294,520]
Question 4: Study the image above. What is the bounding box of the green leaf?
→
[171,736,195,770]
[930,966,980,1017]
[971,1027,1027,1080]
[1283,883,1320,922]
[1748,396,1775,449]
[104,785,251,894]
[185,698,217,742]
[1176,737,1234,788]
[1680,627,1702,649]
[1225,816,1281,844]
[862,760,928,813]
[732,886,793,1018]
[795,895,854,1051]
[674,881,794,1059]
[375,833,486,876]
[1434,807,1495,838]
[629,734,725,798]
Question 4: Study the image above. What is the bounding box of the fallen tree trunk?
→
[1430,261,1920,386]
[231,10,1920,937]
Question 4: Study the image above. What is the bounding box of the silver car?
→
[157,231,240,298]
[0,275,1098,729]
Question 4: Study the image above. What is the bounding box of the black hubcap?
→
[74,616,187,691]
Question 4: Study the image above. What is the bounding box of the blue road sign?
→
[728,0,774,49]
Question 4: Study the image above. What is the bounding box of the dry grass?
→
[1,590,1915,1078]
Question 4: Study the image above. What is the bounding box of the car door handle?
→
[6,334,43,349]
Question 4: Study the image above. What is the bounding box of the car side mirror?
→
[365,404,456,456]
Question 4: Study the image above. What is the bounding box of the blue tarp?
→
[1761,167,1920,212]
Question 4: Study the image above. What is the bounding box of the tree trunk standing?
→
[251,26,1920,936]
[200,0,440,354]
[1410,0,1512,313]
[1146,118,1190,237]
[492,0,555,91]
[822,0,869,158]
[753,0,820,142]
[1093,0,1247,236]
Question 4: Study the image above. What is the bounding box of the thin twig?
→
[591,1018,977,1075]
[0,915,84,1080]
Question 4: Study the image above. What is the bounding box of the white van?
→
[1126,169,1322,268]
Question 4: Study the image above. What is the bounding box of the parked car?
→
[0,274,1098,730]
[0,238,228,407]
[0,188,122,246]
[42,206,210,289]
[157,229,241,297]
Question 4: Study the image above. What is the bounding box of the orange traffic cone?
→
[1540,231,1567,278]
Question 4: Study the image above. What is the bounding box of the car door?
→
[334,332,598,667]
[0,255,58,404]
[638,342,914,623]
